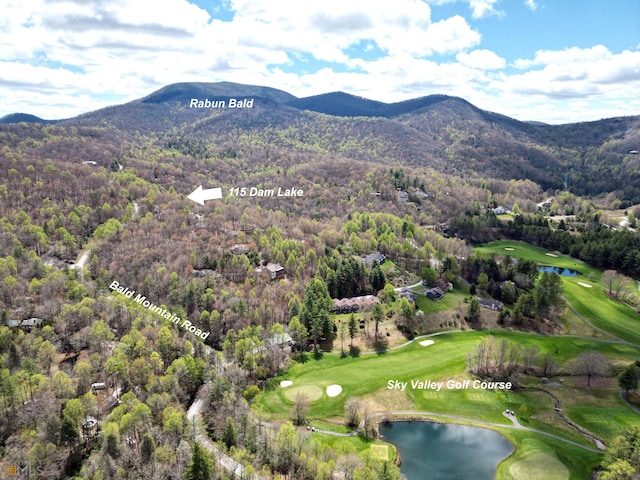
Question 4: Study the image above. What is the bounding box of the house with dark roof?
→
[332,295,380,314]
[230,244,250,255]
[362,252,386,268]
[425,287,445,300]
[398,289,416,304]
[478,298,504,311]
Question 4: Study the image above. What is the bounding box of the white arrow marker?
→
[187,185,223,205]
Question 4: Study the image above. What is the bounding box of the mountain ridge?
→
[2,81,639,201]
[3,81,638,128]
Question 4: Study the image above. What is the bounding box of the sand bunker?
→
[326,385,342,397]
[545,253,558,257]
[280,380,293,388]
[577,282,592,288]
[504,247,515,251]
[419,340,435,347]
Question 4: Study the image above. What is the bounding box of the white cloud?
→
[456,49,505,70]
[507,46,640,91]
[0,0,638,124]
[524,0,538,12]
[468,0,503,19]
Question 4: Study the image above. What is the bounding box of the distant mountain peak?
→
[137,82,298,105]
[0,112,54,124]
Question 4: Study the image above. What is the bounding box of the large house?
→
[7,317,43,330]
[361,252,386,268]
[425,287,445,300]
[332,295,380,314]
[255,263,285,281]
[398,288,417,305]
[478,297,504,311]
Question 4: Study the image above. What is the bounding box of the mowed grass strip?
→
[564,405,640,441]
[476,241,640,346]
[370,444,389,461]
[475,241,594,276]
[562,280,640,346]
[255,330,640,423]
[496,431,601,480]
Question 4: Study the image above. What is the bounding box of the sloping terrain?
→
[3,81,640,200]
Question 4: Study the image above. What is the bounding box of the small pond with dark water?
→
[538,265,582,276]
[379,421,514,480]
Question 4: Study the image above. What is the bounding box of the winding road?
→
[187,385,265,480]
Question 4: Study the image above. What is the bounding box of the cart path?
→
[561,294,640,347]
[363,411,604,454]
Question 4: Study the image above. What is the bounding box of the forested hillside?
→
[6,82,637,201]
[1,82,639,479]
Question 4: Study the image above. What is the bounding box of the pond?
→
[538,265,582,276]
[379,421,514,480]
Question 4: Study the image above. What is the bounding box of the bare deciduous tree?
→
[572,350,608,387]
[344,398,361,427]
[291,393,309,425]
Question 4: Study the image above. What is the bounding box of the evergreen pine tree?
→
[184,443,213,480]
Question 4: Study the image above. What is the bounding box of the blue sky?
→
[1,0,639,123]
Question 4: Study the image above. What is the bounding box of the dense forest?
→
[1,84,639,479]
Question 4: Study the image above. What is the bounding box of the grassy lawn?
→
[475,240,640,346]
[496,430,601,480]
[309,433,397,462]
[252,328,640,477]
[558,384,640,440]
[415,287,467,314]
[254,240,640,478]
[308,419,354,434]
[562,280,640,346]
[254,329,640,425]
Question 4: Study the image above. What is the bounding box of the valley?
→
[1,83,639,479]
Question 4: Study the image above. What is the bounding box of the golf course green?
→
[253,240,640,479]
[475,240,640,346]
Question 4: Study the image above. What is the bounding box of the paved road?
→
[187,385,265,479]
[394,280,424,292]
